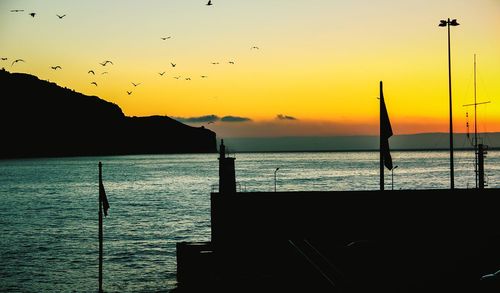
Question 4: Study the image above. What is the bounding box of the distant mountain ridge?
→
[0,69,216,158]
[222,133,500,152]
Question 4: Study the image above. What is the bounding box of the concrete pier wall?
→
[211,188,500,245]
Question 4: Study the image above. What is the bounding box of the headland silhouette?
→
[0,69,216,159]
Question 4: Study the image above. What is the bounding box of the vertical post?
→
[391,169,393,190]
[98,162,103,293]
[478,144,485,189]
[274,172,276,192]
[391,166,398,190]
[274,168,279,192]
[474,54,478,188]
[380,81,384,191]
[447,18,455,190]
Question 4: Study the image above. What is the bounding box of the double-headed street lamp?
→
[439,18,459,190]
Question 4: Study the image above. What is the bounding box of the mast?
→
[462,54,491,188]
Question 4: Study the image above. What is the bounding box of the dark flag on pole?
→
[98,161,109,293]
[99,181,110,217]
[380,82,393,171]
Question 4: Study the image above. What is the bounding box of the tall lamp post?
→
[391,165,398,190]
[439,18,459,190]
[274,167,280,192]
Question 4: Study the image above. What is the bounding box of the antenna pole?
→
[463,54,491,189]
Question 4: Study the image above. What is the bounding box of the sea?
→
[1,150,499,292]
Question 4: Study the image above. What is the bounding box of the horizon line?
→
[216,132,500,139]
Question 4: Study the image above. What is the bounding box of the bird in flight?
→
[251,46,259,50]
[29,12,36,18]
[101,71,108,75]
[56,14,66,19]
[170,62,176,67]
[88,70,95,75]
[161,37,171,40]
[201,75,208,78]
[100,60,113,66]
[127,91,132,95]
[10,10,24,12]
[51,66,62,70]
[131,82,141,87]
[91,82,98,86]
[11,59,25,66]
[185,78,191,81]
[1,58,7,61]
[211,62,219,65]
[228,61,235,64]
[173,76,180,79]
[159,72,166,76]
[206,0,213,6]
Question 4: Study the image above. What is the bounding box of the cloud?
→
[172,114,252,124]
[173,115,219,123]
[206,119,377,137]
[276,114,297,120]
[220,116,252,122]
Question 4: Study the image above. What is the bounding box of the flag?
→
[99,181,110,217]
[380,86,393,170]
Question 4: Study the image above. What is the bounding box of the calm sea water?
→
[0,151,499,292]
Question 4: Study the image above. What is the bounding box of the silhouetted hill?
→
[0,69,216,158]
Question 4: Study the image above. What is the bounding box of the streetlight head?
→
[394,165,399,169]
[276,167,280,171]
[439,20,447,27]
[450,19,459,26]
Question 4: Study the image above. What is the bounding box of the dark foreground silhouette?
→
[0,69,216,158]
[174,143,500,292]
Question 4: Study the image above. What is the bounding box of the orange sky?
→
[1,0,499,137]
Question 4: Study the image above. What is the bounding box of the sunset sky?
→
[1,0,499,137]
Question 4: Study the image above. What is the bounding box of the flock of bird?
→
[2,1,264,99]
[9,9,66,19]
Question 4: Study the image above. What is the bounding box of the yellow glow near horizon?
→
[1,0,499,136]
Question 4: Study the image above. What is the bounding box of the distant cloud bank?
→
[173,114,252,124]
[220,116,252,122]
[173,115,219,123]
[276,114,297,120]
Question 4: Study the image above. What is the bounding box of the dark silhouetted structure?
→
[218,140,236,195]
[175,142,500,292]
[478,144,486,189]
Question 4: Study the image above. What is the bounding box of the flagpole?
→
[98,162,103,293]
[380,81,384,191]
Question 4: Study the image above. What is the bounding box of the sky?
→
[1,0,499,138]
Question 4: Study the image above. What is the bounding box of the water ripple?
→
[0,151,498,291]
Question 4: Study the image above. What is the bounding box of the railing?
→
[210,181,247,193]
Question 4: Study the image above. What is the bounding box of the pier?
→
[175,143,500,292]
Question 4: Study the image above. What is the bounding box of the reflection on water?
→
[0,151,498,291]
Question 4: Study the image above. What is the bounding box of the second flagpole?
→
[380,81,384,191]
